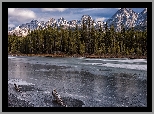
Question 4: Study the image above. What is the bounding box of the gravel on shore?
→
[8,83,85,107]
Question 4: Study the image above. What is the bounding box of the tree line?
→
[8,20,147,57]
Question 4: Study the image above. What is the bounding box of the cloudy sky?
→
[8,8,145,28]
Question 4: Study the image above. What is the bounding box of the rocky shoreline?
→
[9,53,147,59]
[8,83,85,107]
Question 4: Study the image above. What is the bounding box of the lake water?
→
[8,55,147,107]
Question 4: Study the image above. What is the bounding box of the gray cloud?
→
[8,24,15,28]
[41,8,67,12]
[95,17,107,22]
[8,8,36,23]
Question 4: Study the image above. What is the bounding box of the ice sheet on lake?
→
[99,63,147,71]
[35,69,51,72]
[80,63,104,65]
[8,79,35,85]
[81,62,147,71]
[80,58,147,71]
[84,58,147,63]
[8,56,147,71]
[104,59,147,63]
[8,56,17,59]
[77,57,86,59]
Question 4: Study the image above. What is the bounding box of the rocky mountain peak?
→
[8,8,147,37]
[106,8,146,31]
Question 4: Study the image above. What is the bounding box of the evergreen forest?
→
[8,22,147,58]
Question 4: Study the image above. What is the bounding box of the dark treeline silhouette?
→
[8,21,147,58]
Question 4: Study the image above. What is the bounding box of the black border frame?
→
[3,2,152,112]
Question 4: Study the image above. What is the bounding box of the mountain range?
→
[8,8,147,37]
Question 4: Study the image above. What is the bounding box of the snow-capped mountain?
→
[106,8,139,31]
[106,8,147,31]
[8,20,39,37]
[8,8,147,37]
[81,15,93,24]
[8,25,29,37]
[19,20,38,30]
[137,8,147,26]
[94,21,105,31]
[8,27,15,31]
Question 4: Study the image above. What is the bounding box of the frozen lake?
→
[8,55,147,107]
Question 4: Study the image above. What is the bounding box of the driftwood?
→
[14,83,22,93]
[52,89,67,107]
